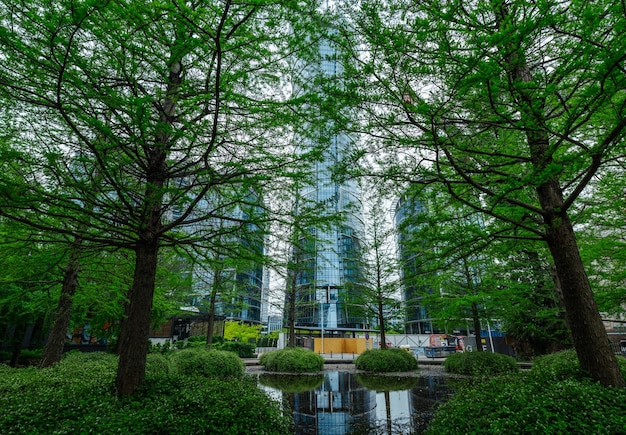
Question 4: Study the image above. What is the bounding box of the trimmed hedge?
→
[427,351,626,434]
[443,351,519,376]
[169,348,244,379]
[213,341,256,358]
[530,349,626,381]
[426,372,626,434]
[0,351,291,434]
[259,347,324,373]
[354,349,418,373]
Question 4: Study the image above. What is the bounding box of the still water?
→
[257,371,453,435]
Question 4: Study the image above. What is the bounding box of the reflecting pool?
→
[257,371,453,434]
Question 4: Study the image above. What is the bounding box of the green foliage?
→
[213,341,256,358]
[426,373,626,434]
[258,374,324,393]
[443,351,519,376]
[0,352,291,434]
[257,336,279,347]
[145,353,173,378]
[355,373,420,391]
[530,350,626,382]
[224,321,262,343]
[529,349,591,381]
[354,349,418,373]
[259,347,324,373]
[169,348,244,379]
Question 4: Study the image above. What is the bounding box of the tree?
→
[396,184,494,346]
[348,182,401,349]
[488,246,571,359]
[342,0,626,386]
[0,0,312,395]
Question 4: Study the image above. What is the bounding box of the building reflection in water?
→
[258,371,452,434]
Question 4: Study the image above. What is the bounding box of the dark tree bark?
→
[470,302,483,353]
[378,298,387,350]
[286,270,297,348]
[493,1,624,387]
[40,249,81,368]
[115,55,176,395]
[206,271,220,349]
[115,238,159,396]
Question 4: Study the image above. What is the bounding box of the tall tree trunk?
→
[114,53,179,395]
[471,302,483,352]
[9,323,26,367]
[378,299,387,350]
[492,1,624,387]
[287,272,297,348]
[115,239,159,396]
[543,208,624,387]
[206,284,218,349]
[40,249,81,368]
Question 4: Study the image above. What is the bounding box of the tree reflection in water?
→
[257,371,453,434]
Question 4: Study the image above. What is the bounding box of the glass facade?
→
[394,196,439,334]
[187,191,265,324]
[293,33,366,332]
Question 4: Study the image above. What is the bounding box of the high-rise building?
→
[394,195,439,334]
[185,190,265,325]
[292,32,366,334]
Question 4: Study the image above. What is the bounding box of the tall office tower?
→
[185,190,265,325]
[293,31,366,334]
[394,195,439,334]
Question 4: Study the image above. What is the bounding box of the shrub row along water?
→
[355,348,419,373]
[426,350,626,434]
[0,349,292,434]
[259,347,324,373]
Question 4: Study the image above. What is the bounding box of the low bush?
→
[530,349,626,382]
[443,351,518,376]
[426,373,626,434]
[169,348,244,379]
[0,353,292,434]
[145,352,173,377]
[530,349,590,381]
[259,347,324,373]
[354,349,418,373]
[213,341,256,358]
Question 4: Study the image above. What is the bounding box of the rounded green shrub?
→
[145,352,173,377]
[259,347,324,373]
[530,349,590,381]
[425,373,626,434]
[213,341,256,358]
[169,348,244,379]
[0,353,291,434]
[443,351,518,376]
[530,350,626,382]
[354,349,418,373]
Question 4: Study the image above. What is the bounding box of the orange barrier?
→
[313,337,371,354]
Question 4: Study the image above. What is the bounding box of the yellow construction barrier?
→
[313,337,371,355]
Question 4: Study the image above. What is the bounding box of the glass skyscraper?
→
[394,195,438,334]
[293,32,366,333]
